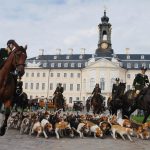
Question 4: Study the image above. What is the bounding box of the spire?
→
[101,10,109,23]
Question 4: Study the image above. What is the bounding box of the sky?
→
[0,0,150,58]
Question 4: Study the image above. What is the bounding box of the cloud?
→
[0,0,150,57]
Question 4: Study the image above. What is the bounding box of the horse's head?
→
[12,45,27,77]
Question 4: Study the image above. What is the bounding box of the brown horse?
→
[53,92,65,111]
[122,86,150,123]
[0,45,27,136]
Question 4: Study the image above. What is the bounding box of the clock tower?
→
[95,10,114,57]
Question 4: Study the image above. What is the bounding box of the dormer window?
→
[127,63,131,68]
[71,63,75,67]
[43,63,47,67]
[54,56,57,59]
[78,63,81,67]
[134,63,138,68]
[51,63,54,67]
[127,55,130,59]
[79,55,83,59]
[141,55,144,59]
[58,63,61,67]
[64,63,68,67]
[66,56,70,59]
[142,63,146,67]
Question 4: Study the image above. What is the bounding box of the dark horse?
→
[107,82,126,115]
[91,93,104,114]
[53,92,65,111]
[0,45,27,136]
[122,86,150,123]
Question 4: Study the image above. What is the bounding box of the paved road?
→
[0,129,150,150]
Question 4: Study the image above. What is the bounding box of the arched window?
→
[90,78,95,92]
[100,78,105,90]
[102,31,107,40]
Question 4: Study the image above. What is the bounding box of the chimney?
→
[39,49,44,55]
[68,48,73,55]
[56,48,61,55]
[80,48,85,55]
[125,48,129,55]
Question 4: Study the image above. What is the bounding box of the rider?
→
[131,66,149,108]
[112,78,120,99]
[53,83,64,105]
[91,83,102,103]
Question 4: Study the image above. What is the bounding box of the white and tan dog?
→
[41,119,53,138]
[111,125,134,142]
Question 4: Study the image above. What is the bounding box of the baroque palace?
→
[22,11,150,106]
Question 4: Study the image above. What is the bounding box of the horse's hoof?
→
[0,126,7,136]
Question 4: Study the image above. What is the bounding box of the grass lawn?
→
[131,115,150,123]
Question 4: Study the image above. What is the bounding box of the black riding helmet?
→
[7,39,15,47]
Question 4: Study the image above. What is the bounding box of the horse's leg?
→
[0,100,11,136]
[142,111,150,123]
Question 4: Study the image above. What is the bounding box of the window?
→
[50,73,53,77]
[149,64,150,69]
[71,63,75,68]
[134,63,138,68]
[100,78,105,90]
[31,73,34,77]
[90,78,95,91]
[141,55,144,59]
[43,73,46,77]
[26,73,29,77]
[36,83,39,90]
[57,73,60,77]
[50,83,53,90]
[63,84,66,91]
[64,63,68,67]
[77,84,80,91]
[30,95,33,99]
[37,73,40,77]
[142,63,146,67]
[127,74,131,78]
[42,83,45,90]
[25,83,28,89]
[70,84,73,91]
[64,73,67,77]
[77,73,80,78]
[127,55,130,59]
[85,62,88,67]
[54,56,57,59]
[70,73,74,78]
[66,56,70,59]
[127,63,131,68]
[76,97,79,101]
[43,63,47,67]
[51,63,54,67]
[111,78,115,89]
[78,63,81,67]
[58,63,61,67]
[69,97,73,103]
[79,55,83,59]
[30,83,33,89]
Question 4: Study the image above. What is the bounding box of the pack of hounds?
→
[7,109,150,141]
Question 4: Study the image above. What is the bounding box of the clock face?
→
[101,42,108,49]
